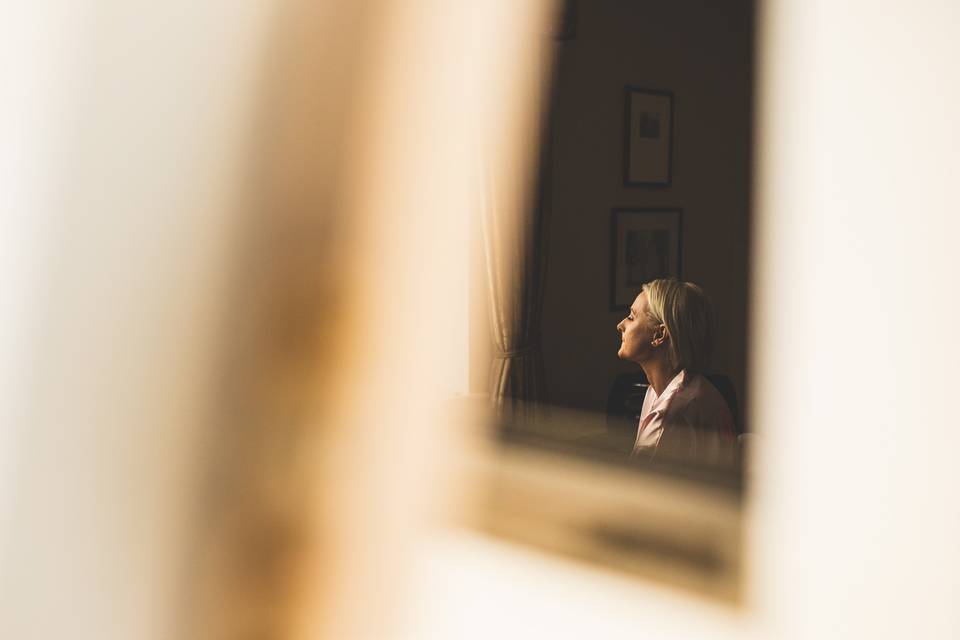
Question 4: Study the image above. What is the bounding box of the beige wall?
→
[541,0,754,414]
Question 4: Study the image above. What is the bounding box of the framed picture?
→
[610,208,681,310]
[623,86,674,187]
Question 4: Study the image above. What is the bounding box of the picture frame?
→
[610,208,682,310]
[623,86,674,187]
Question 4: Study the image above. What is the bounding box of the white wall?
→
[0,3,274,637]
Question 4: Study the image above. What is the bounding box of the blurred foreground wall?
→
[0,1,554,638]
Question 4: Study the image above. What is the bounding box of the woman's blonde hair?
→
[642,278,715,372]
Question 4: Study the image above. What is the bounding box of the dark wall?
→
[541,0,754,413]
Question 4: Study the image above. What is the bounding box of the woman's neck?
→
[641,357,682,396]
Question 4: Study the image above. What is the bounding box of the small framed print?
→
[610,208,681,310]
[623,86,674,187]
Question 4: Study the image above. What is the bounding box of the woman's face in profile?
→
[617,291,654,363]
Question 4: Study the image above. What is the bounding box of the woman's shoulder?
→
[670,372,733,419]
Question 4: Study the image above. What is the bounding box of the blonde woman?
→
[616,279,735,464]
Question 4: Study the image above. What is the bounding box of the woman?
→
[616,279,735,464]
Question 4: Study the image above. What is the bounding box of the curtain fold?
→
[482,82,555,418]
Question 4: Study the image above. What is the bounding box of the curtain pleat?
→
[482,83,555,419]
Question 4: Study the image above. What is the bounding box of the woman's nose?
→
[616,319,623,332]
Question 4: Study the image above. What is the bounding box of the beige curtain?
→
[483,63,557,416]
[483,184,546,415]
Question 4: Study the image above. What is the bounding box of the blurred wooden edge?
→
[449,399,744,605]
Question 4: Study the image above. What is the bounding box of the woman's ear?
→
[651,323,669,347]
